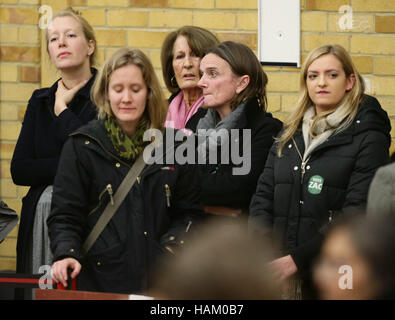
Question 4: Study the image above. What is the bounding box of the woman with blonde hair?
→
[11,7,97,298]
[249,44,391,299]
[47,48,204,294]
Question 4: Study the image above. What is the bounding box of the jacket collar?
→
[73,120,183,173]
[294,94,390,154]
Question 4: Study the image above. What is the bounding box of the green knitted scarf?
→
[104,116,146,163]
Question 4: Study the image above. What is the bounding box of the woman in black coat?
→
[48,48,204,294]
[248,44,391,299]
[10,8,98,283]
[196,41,282,217]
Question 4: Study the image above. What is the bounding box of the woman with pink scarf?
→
[161,26,219,134]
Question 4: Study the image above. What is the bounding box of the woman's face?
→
[313,228,378,300]
[47,16,94,71]
[306,54,355,114]
[107,64,148,135]
[172,35,202,91]
[198,53,244,113]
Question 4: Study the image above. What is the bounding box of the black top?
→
[198,97,283,210]
[11,69,98,277]
[249,94,391,274]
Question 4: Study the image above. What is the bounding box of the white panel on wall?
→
[258,0,301,67]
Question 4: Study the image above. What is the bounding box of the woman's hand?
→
[268,254,298,282]
[51,257,81,288]
[54,79,87,116]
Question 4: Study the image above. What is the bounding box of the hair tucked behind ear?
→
[205,41,268,111]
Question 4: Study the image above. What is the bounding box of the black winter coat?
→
[11,70,97,275]
[249,95,391,274]
[199,97,283,210]
[47,120,204,294]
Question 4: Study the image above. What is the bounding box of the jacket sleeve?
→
[289,130,390,272]
[11,93,96,187]
[160,161,205,247]
[47,137,92,262]
[11,92,59,187]
[248,143,276,237]
[344,130,390,208]
[54,101,97,144]
[367,163,395,218]
[199,121,281,207]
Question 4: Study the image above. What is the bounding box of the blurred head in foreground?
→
[148,219,281,300]
[314,214,395,300]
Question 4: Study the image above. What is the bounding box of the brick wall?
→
[1,0,394,271]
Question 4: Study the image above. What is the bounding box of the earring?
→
[171,75,178,87]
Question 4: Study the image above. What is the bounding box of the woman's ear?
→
[87,40,95,57]
[236,75,250,94]
[346,73,356,92]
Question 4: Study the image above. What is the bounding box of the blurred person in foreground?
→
[314,213,395,300]
[147,218,281,300]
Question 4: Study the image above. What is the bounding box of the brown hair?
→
[276,44,365,157]
[46,7,97,67]
[148,219,280,299]
[206,41,268,111]
[161,26,219,93]
[91,47,167,130]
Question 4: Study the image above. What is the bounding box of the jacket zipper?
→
[88,183,114,215]
[292,137,310,184]
[328,210,334,223]
[185,220,192,232]
[106,184,114,205]
[165,184,171,207]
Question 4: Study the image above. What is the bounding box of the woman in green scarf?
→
[47,48,204,294]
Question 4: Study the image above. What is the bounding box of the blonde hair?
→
[276,44,365,157]
[46,7,97,67]
[91,47,167,130]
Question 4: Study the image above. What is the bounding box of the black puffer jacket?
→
[249,95,391,274]
[47,120,204,294]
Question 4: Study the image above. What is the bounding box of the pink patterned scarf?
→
[164,91,204,134]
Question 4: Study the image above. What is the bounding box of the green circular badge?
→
[307,175,324,195]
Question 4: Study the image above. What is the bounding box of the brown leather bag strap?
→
[82,153,146,255]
